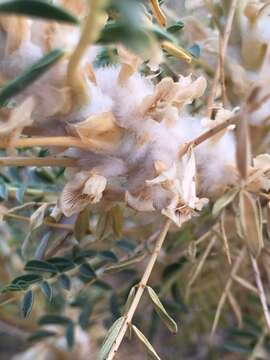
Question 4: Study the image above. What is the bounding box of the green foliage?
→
[0,0,79,24]
[97,317,125,360]
[0,49,65,107]
[21,290,34,318]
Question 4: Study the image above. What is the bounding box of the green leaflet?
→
[97,317,125,360]
[0,0,79,24]
[132,324,161,360]
[147,286,178,333]
[0,49,65,107]
[25,259,57,274]
[21,290,34,318]
[212,188,238,217]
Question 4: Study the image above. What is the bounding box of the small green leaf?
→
[11,273,42,290]
[65,321,75,349]
[123,286,136,314]
[35,168,55,183]
[38,314,71,326]
[188,44,201,58]
[167,21,184,34]
[97,317,125,360]
[47,257,74,272]
[212,188,238,217]
[29,203,50,231]
[28,330,56,342]
[147,286,178,333]
[116,239,136,253]
[25,260,58,274]
[16,184,27,204]
[1,283,24,292]
[132,325,161,360]
[75,250,97,262]
[79,263,96,279]
[79,250,98,258]
[0,182,8,200]
[78,304,92,330]
[21,290,34,318]
[99,250,118,263]
[34,232,50,260]
[0,49,65,107]
[104,252,146,273]
[39,281,53,302]
[0,0,79,24]
[151,24,176,43]
[74,209,89,241]
[58,274,71,291]
[222,341,252,354]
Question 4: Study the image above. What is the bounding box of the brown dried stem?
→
[207,0,238,115]
[219,0,238,105]
[211,248,245,338]
[106,219,172,360]
[0,156,77,167]
[0,136,90,150]
[3,212,73,230]
[186,236,217,300]
[179,112,240,157]
[250,254,270,332]
[149,0,167,26]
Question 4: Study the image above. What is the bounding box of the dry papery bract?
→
[1,0,270,359]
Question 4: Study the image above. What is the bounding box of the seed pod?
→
[239,190,263,257]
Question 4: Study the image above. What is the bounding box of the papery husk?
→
[253,153,270,171]
[241,3,267,70]
[239,190,264,258]
[59,171,107,217]
[0,97,36,134]
[85,62,97,84]
[140,76,206,122]
[147,149,208,226]
[246,154,270,192]
[117,44,142,85]
[68,111,123,153]
[226,60,251,99]
[267,201,270,239]
[37,86,72,117]
[125,191,155,212]
[0,16,30,54]
[43,23,57,52]
[241,31,266,70]
[182,16,209,43]
[0,97,35,153]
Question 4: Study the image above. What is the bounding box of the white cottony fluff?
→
[0,15,237,223]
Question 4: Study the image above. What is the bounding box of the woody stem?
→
[106,219,172,360]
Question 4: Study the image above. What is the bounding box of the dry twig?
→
[250,254,270,332]
[211,248,245,338]
[106,219,172,360]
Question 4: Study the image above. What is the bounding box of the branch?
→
[219,0,238,106]
[0,156,77,167]
[0,136,90,150]
[149,0,167,27]
[250,254,270,332]
[207,0,238,115]
[179,112,240,157]
[211,248,245,338]
[106,219,172,360]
